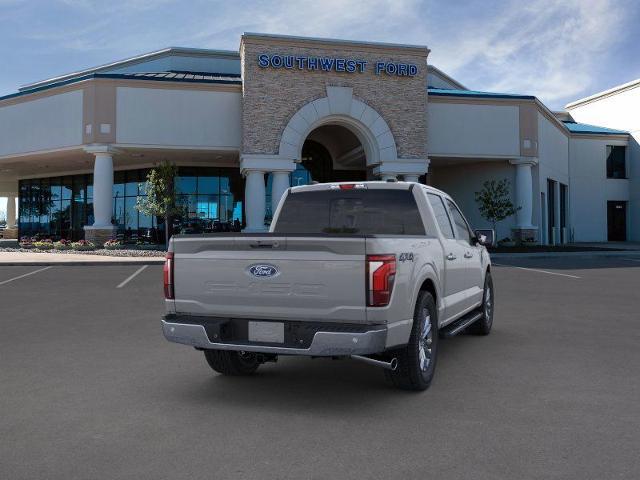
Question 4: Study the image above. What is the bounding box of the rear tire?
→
[204,350,260,376]
[384,291,438,391]
[469,271,494,335]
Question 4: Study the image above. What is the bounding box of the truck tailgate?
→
[172,235,367,323]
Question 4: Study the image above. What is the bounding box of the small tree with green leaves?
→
[136,161,182,246]
[474,179,520,236]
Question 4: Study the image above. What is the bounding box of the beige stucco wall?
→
[240,35,429,160]
[427,101,520,157]
[116,86,242,148]
[0,90,83,157]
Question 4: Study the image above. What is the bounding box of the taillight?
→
[366,254,396,307]
[164,252,174,299]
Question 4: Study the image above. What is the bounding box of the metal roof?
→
[428,87,535,100]
[562,121,628,135]
[0,71,241,103]
[19,47,240,92]
[117,71,241,82]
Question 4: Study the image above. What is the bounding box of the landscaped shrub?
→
[33,239,54,250]
[71,240,96,251]
[103,239,123,250]
[19,236,34,249]
[54,239,73,250]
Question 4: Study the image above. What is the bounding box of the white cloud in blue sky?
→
[0,0,638,110]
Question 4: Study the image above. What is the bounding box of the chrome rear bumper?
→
[161,319,387,356]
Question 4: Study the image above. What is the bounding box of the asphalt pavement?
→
[1,256,639,479]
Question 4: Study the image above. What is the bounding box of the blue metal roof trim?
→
[427,87,535,100]
[562,121,628,135]
[0,72,242,102]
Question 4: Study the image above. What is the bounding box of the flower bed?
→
[2,236,165,257]
[54,239,73,250]
[71,240,96,251]
[104,239,123,250]
[0,246,165,257]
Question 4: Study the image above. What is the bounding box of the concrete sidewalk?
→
[491,250,640,260]
[0,251,164,266]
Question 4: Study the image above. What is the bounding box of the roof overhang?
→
[565,78,640,109]
[19,47,240,93]
[240,32,430,56]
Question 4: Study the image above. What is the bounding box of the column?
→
[244,170,266,232]
[92,152,115,228]
[240,154,296,232]
[83,146,118,245]
[510,158,538,242]
[6,195,16,228]
[271,171,290,216]
[403,174,420,183]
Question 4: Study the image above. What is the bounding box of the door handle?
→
[446,253,457,261]
[464,252,473,259]
[250,242,280,249]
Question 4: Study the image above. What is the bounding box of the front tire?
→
[469,271,494,335]
[385,291,438,391]
[204,350,260,376]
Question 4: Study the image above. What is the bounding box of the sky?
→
[1,0,639,108]
[1,0,640,214]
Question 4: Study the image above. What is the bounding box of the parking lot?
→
[1,256,639,479]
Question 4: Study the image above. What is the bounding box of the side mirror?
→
[474,229,495,247]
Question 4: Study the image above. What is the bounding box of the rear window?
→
[273,188,425,235]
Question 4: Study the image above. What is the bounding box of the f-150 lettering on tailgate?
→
[204,282,328,297]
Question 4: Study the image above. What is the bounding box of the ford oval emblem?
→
[248,264,280,278]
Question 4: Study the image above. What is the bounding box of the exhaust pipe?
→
[351,355,398,371]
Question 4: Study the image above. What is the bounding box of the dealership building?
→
[0,33,637,244]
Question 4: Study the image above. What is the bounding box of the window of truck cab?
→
[445,198,474,245]
[273,188,426,235]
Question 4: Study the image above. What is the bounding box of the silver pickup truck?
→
[162,181,494,390]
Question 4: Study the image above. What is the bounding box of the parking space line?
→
[492,263,581,279]
[0,266,53,286]
[116,265,149,289]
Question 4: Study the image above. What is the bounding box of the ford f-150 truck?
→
[162,181,495,390]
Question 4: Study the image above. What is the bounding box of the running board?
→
[440,311,484,338]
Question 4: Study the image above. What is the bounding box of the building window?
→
[173,167,244,234]
[18,167,244,241]
[18,175,91,241]
[606,145,626,179]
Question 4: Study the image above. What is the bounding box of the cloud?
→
[426,0,630,108]
[1,0,637,109]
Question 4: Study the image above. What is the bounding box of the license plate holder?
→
[248,321,285,344]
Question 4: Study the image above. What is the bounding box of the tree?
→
[474,179,520,235]
[136,161,182,246]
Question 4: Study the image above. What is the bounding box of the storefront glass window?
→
[18,167,244,241]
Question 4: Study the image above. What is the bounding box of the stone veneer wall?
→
[240,36,429,160]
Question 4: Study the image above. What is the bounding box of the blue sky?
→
[1,0,639,215]
[1,0,639,107]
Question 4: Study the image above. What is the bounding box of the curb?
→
[0,260,165,266]
[491,251,640,260]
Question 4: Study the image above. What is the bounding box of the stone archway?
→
[278,86,398,168]
[240,86,429,231]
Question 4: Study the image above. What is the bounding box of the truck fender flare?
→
[411,263,443,321]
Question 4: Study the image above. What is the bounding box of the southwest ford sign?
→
[257,54,418,77]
